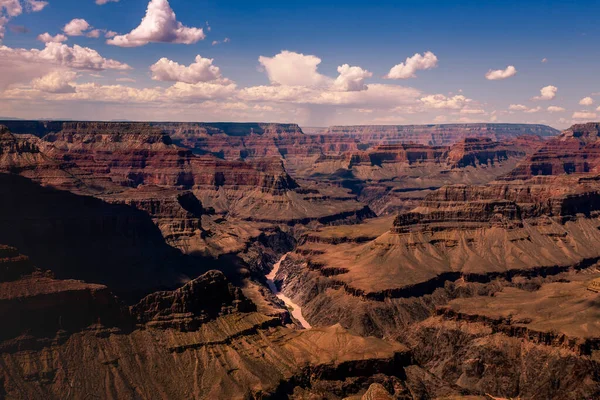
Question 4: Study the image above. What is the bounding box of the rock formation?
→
[267,123,600,398]
[4,119,597,399]
[323,123,559,145]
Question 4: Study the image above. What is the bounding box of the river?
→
[265,253,312,329]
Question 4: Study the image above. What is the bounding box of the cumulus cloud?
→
[509,104,542,113]
[116,77,135,82]
[150,55,225,84]
[579,96,594,106]
[0,42,131,70]
[163,81,237,101]
[524,106,541,113]
[26,0,47,12]
[96,0,118,4]
[532,85,557,100]
[239,83,421,108]
[572,111,597,120]
[2,78,239,105]
[385,51,438,79]
[87,29,103,38]
[460,107,485,115]
[0,0,22,17]
[333,64,372,92]
[485,65,517,80]
[509,104,528,111]
[63,19,91,36]
[258,51,331,87]
[547,106,565,113]
[1,0,47,40]
[37,32,68,43]
[420,94,470,110]
[107,0,205,47]
[31,70,77,93]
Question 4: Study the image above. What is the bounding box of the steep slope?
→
[300,136,543,214]
[508,122,600,179]
[267,123,600,398]
[0,173,197,300]
[0,244,452,400]
[0,123,372,263]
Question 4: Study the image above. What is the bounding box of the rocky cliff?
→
[508,122,600,179]
[0,242,455,399]
[323,123,559,145]
[263,124,600,398]
[300,136,540,215]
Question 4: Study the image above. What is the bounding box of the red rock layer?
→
[507,123,600,179]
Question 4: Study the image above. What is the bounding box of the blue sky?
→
[0,0,598,127]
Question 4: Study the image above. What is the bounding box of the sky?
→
[0,0,599,128]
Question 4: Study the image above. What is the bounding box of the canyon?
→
[2,120,599,399]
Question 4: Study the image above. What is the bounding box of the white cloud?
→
[63,19,90,36]
[212,37,230,46]
[1,0,47,40]
[460,107,485,115]
[150,55,225,84]
[104,30,117,38]
[96,0,119,4]
[0,0,22,17]
[485,65,517,80]
[164,81,237,101]
[541,58,548,63]
[579,96,594,106]
[524,106,541,113]
[532,85,557,100]
[547,106,565,113]
[0,42,131,71]
[87,29,103,38]
[26,0,47,12]
[116,77,135,82]
[238,83,421,108]
[572,111,597,120]
[385,51,438,79]
[333,64,372,92]
[420,94,469,110]
[37,32,68,43]
[509,104,528,111]
[107,0,205,47]
[509,104,541,113]
[258,51,331,87]
[31,70,77,93]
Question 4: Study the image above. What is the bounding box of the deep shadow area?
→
[0,173,223,302]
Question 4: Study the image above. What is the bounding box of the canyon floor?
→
[2,120,599,399]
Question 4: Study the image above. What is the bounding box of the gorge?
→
[1,120,599,399]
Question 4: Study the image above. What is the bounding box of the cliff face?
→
[299,137,540,215]
[131,270,256,329]
[0,246,129,345]
[508,123,600,179]
[0,242,434,399]
[262,124,600,398]
[323,123,559,145]
[0,173,198,300]
[0,121,304,138]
